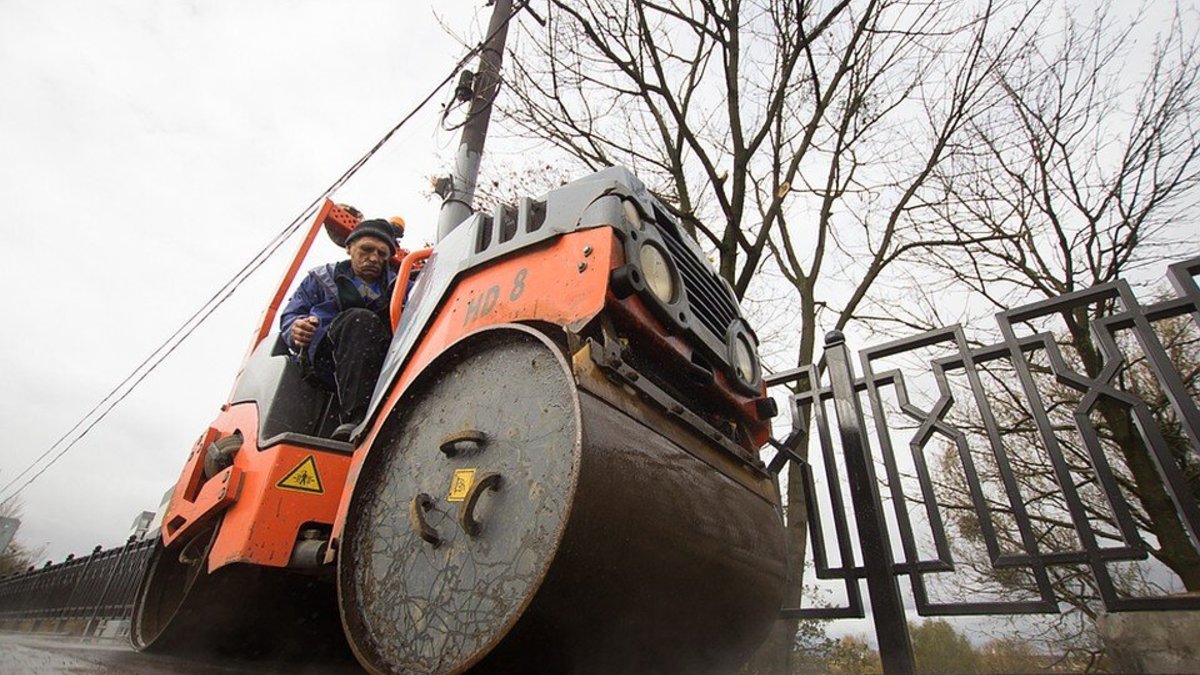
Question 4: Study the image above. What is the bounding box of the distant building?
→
[128,511,156,541]
[0,517,19,555]
[134,486,175,541]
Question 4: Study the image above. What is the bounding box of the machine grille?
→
[652,208,739,342]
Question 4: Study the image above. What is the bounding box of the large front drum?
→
[338,326,786,674]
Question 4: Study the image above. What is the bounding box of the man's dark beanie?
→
[346,219,400,255]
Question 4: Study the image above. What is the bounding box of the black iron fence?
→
[0,536,155,636]
[767,256,1200,673]
[2,258,1197,668]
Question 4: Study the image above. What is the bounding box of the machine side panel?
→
[159,401,352,570]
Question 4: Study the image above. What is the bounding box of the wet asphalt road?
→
[0,632,364,674]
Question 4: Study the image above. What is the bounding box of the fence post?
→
[823,330,915,674]
[83,536,134,638]
[59,546,102,632]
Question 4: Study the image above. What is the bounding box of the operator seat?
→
[228,334,341,446]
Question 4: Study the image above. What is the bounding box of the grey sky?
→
[2,2,1195,657]
[0,1,492,562]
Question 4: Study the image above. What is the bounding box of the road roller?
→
[131,4,785,670]
[130,167,787,672]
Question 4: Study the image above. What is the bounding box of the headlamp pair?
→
[613,199,762,394]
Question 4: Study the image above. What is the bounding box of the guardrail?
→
[0,536,155,637]
[767,255,1200,672]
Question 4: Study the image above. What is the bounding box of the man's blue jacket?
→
[280,260,398,359]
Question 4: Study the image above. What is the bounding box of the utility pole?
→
[436,0,514,241]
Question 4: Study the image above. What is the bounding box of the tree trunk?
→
[743,297,819,674]
[1067,317,1200,590]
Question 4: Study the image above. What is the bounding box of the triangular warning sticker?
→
[276,456,324,494]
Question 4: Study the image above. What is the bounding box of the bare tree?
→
[911,3,1200,307]
[502,1,1042,670]
[910,0,1200,579]
[882,3,1200,663]
[0,499,38,578]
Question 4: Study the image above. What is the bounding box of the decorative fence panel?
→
[766,256,1200,672]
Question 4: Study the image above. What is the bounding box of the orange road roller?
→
[131,167,787,674]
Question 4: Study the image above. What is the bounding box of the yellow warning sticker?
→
[276,456,324,494]
[447,469,476,502]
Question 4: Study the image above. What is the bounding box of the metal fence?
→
[2,258,1197,668]
[0,536,155,636]
[767,255,1200,672]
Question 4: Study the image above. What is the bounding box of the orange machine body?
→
[161,405,352,570]
[159,203,617,571]
[158,179,770,573]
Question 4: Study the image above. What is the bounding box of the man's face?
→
[347,237,391,282]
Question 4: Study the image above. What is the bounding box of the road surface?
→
[0,632,363,674]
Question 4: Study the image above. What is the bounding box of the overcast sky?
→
[0,1,509,562]
[2,2,1195,653]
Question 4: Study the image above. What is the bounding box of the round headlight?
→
[639,243,677,303]
[732,333,757,385]
[623,200,644,231]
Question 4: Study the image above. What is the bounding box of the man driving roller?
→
[280,217,404,440]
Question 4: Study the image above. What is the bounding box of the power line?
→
[0,3,530,507]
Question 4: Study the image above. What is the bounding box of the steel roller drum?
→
[338,325,786,674]
[132,526,347,659]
